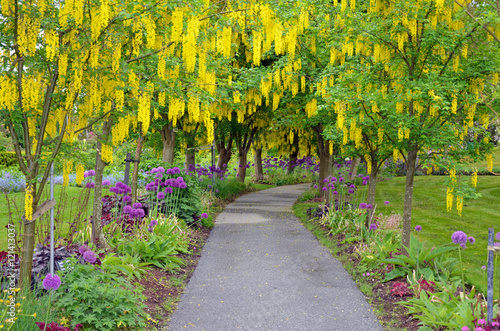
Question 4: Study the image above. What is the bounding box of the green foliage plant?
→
[100,253,151,280]
[357,231,401,272]
[0,153,17,168]
[53,258,148,330]
[383,234,457,281]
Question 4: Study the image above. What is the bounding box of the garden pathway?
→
[168,184,383,331]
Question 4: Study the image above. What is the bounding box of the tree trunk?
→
[253,147,263,181]
[91,119,112,248]
[185,148,196,173]
[349,157,361,180]
[287,133,299,174]
[365,160,379,227]
[237,152,248,183]
[315,126,331,203]
[402,147,418,255]
[131,135,144,203]
[216,133,233,172]
[19,180,39,289]
[160,123,176,164]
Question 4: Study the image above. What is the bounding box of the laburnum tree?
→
[316,0,500,252]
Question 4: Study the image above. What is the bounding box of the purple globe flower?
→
[322,187,327,191]
[133,202,142,208]
[366,204,373,209]
[313,184,318,189]
[157,166,165,173]
[42,273,61,291]
[362,180,368,185]
[350,184,355,189]
[384,201,390,205]
[452,231,468,245]
[348,189,354,194]
[323,178,329,183]
[333,191,338,195]
[136,209,145,218]
[123,205,132,214]
[123,195,131,202]
[359,202,367,209]
[165,187,173,194]
[369,224,377,231]
[467,236,475,244]
[460,243,467,249]
[147,227,154,233]
[83,250,96,264]
[157,192,165,199]
[150,219,158,226]
[102,179,111,186]
[496,232,500,240]
[78,245,89,255]
[179,182,187,188]
[415,225,422,232]
[215,189,219,193]
[201,213,208,219]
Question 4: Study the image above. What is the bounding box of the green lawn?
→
[456,145,500,173]
[0,186,98,251]
[374,175,500,293]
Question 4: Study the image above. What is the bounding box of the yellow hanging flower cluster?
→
[0,75,17,111]
[183,17,199,72]
[449,167,456,185]
[25,184,33,221]
[63,160,73,187]
[169,98,185,127]
[456,195,463,216]
[486,153,493,172]
[101,144,113,164]
[471,170,478,188]
[18,16,39,56]
[446,187,454,212]
[112,116,129,146]
[75,164,84,185]
[305,98,317,117]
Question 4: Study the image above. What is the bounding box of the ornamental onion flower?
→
[83,250,96,264]
[369,224,377,230]
[78,245,89,255]
[451,231,467,245]
[157,192,165,199]
[42,274,61,291]
[201,213,208,219]
[415,225,422,232]
[467,236,475,244]
[384,201,390,205]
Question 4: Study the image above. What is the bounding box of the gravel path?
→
[168,184,383,331]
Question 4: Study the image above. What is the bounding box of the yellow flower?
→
[15,303,21,307]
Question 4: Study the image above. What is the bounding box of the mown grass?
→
[373,175,500,294]
[456,145,500,173]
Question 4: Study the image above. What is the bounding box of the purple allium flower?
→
[478,319,486,325]
[123,205,132,214]
[462,327,470,331]
[179,182,187,188]
[452,231,468,245]
[415,225,422,231]
[369,224,377,230]
[322,187,327,191]
[333,191,338,195]
[350,184,355,189]
[359,202,367,209]
[85,182,95,188]
[123,195,131,202]
[133,202,142,208]
[460,243,467,249]
[492,322,500,327]
[467,236,475,244]
[496,232,500,240]
[339,177,345,183]
[201,213,208,219]
[348,189,354,194]
[129,209,138,218]
[136,209,145,218]
[366,204,373,209]
[166,168,174,175]
[157,166,165,173]
[215,189,219,193]
[362,180,368,185]
[88,170,95,176]
[165,187,173,194]
[173,167,181,174]
[147,227,153,233]
[42,273,61,291]
[331,177,337,183]
[481,265,486,270]
[150,219,158,226]
[157,192,165,199]
[102,179,111,186]
[78,245,89,255]
[208,185,212,189]
[323,178,329,183]
[83,250,96,264]
[384,201,390,205]
[313,184,318,189]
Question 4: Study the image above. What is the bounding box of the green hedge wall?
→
[0,152,18,167]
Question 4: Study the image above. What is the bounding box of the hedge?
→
[0,152,18,167]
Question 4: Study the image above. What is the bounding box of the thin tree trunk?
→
[160,123,176,164]
[185,145,196,173]
[237,152,248,183]
[254,147,263,181]
[131,135,144,203]
[91,119,112,248]
[216,133,233,172]
[365,160,379,227]
[19,180,38,289]
[315,126,331,203]
[287,134,299,174]
[349,157,361,180]
[402,147,418,255]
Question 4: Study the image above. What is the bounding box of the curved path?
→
[168,184,383,330]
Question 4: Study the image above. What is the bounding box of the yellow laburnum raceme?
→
[378,128,384,144]
[25,184,33,221]
[355,128,362,148]
[456,195,463,216]
[112,44,121,73]
[393,148,398,163]
[471,170,478,187]
[171,8,184,44]
[63,160,73,187]
[486,153,493,172]
[101,144,113,164]
[75,164,84,185]
[446,187,454,212]
[233,90,241,104]
[365,154,372,174]
[44,30,58,62]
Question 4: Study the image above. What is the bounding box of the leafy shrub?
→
[54,258,148,330]
[100,253,151,280]
[0,152,17,168]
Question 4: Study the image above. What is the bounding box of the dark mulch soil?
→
[138,226,211,330]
